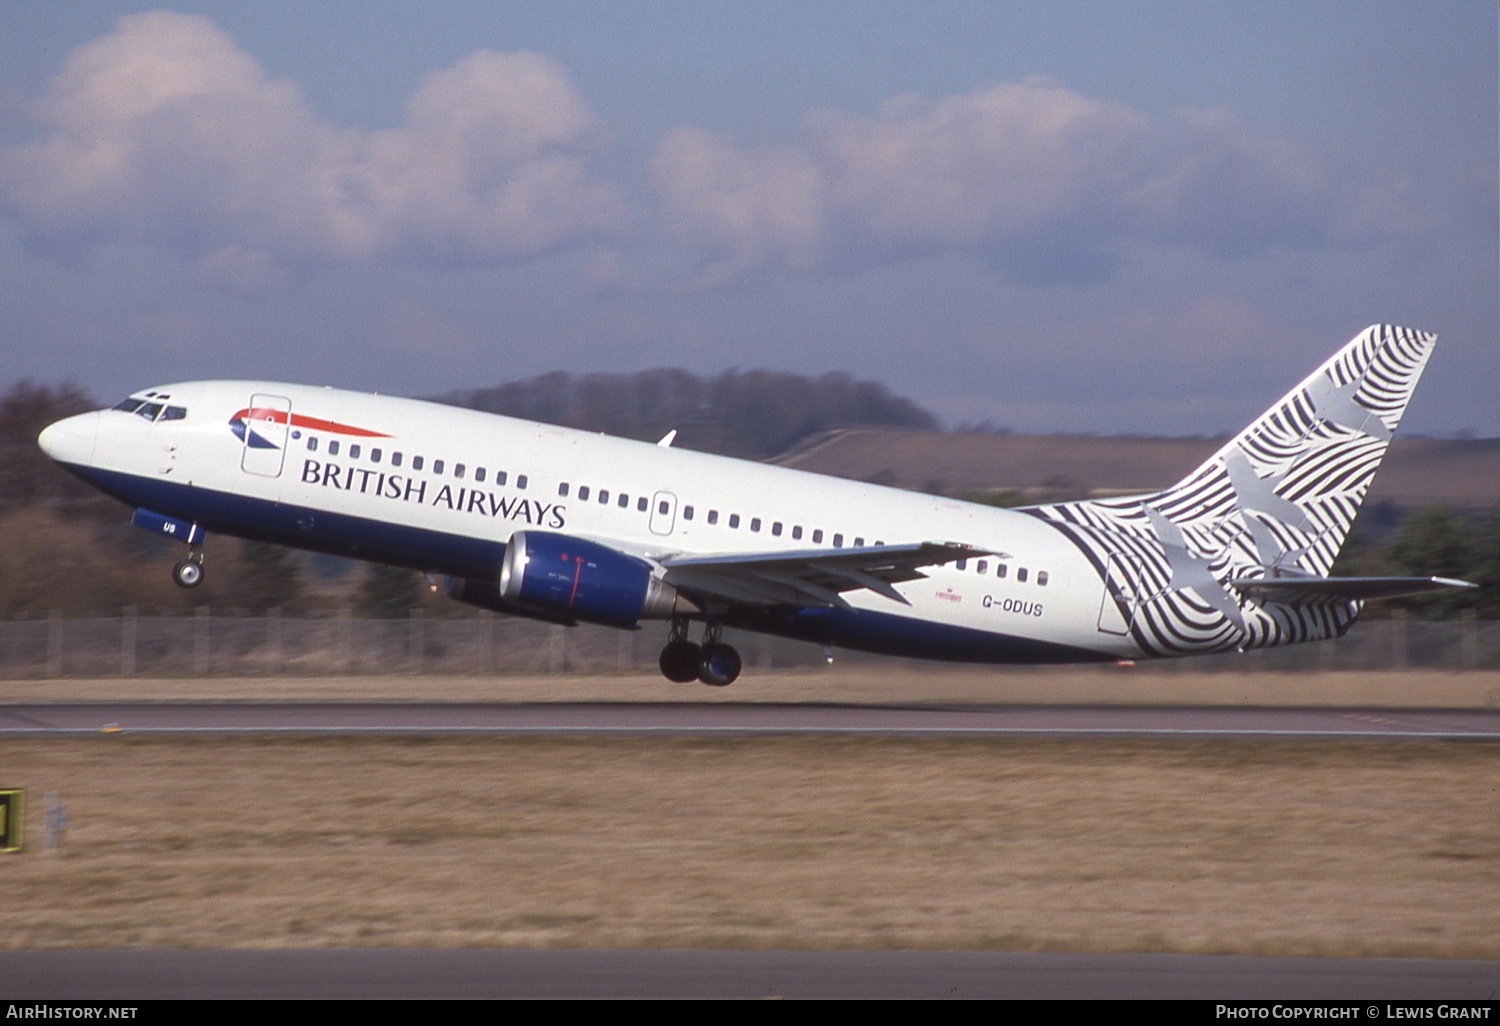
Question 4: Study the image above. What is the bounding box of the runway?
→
[2,948,1497,999]
[2,701,1498,739]
[6,701,1497,998]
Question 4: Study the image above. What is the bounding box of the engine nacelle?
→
[441,575,577,626]
[495,531,697,628]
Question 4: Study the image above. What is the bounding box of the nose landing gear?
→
[172,546,205,589]
[658,619,742,686]
[128,509,207,589]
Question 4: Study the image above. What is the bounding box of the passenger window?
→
[371,448,382,463]
[708,510,719,525]
[833,534,843,548]
[412,456,423,471]
[772,522,783,537]
[329,440,340,456]
[474,467,484,482]
[854,537,864,547]
[637,497,647,512]
[812,529,823,543]
[683,506,694,520]
[392,452,403,467]
[559,483,570,497]
[495,471,507,486]
[618,494,629,508]
[957,559,967,571]
[750,518,761,533]
[579,486,590,501]
[433,460,444,475]
[791,526,802,540]
[729,514,740,529]
[977,561,987,575]
[598,490,609,504]
[307,437,318,452]
[517,475,527,490]
[659,500,670,515]
[455,464,465,479]
[350,444,361,459]
[1037,571,1049,586]
[996,564,1007,578]
[1018,568,1028,583]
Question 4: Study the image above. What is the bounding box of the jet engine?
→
[447,531,697,628]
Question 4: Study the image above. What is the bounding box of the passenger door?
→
[240,394,292,478]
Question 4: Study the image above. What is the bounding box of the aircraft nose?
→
[38,412,99,466]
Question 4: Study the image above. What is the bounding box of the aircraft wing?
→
[1228,575,1477,604]
[662,541,996,609]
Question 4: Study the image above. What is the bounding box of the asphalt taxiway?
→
[1,701,1497,740]
[2,949,1498,999]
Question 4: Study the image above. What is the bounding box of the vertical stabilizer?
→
[1025,325,1437,655]
[1151,324,1436,576]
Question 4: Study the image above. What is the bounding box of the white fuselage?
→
[40,380,1130,663]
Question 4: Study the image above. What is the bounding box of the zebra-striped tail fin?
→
[1023,325,1441,656]
[1147,324,1436,577]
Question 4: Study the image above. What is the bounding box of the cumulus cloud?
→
[0,12,626,278]
[655,77,1378,286]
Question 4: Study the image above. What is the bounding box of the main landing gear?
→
[172,546,205,589]
[658,619,742,686]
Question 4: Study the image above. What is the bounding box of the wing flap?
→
[663,541,992,609]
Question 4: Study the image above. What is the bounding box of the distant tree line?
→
[0,381,102,514]
[1336,506,1500,619]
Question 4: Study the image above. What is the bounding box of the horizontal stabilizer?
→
[1229,575,1477,604]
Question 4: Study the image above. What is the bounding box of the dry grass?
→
[2,667,1497,707]
[2,735,1496,955]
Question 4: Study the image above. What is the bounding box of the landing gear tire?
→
[659,640,702,683]
[172,558,204,589]
[697,642,741,687]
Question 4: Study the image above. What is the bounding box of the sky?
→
[1,1,1495,438]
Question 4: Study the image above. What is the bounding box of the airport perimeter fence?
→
[0,609,1497,678]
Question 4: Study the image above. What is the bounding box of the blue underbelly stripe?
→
[63,464,506,580]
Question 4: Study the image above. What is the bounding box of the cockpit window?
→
[112,397,185,422]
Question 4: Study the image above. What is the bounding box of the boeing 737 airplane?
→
[38,324,1472,685]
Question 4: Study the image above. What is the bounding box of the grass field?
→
[3,730,1497,955]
